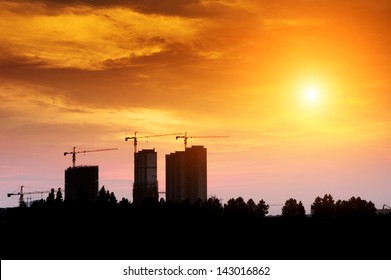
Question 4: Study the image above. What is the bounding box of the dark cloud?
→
[8,0,132,7]
[10,0,391,19]
[0,54,47,69]
[9,0,218,17]
[11,0,248,18]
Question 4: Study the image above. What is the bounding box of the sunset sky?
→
[1,0,391,214]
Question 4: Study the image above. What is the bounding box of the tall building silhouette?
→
[65,165,98,204]
[166,145,207,204]
[133,149,158,204]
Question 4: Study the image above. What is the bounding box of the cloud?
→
[0,1,210,70]
[2,0,391,132]
[0,0,333,73]
[0,82,183,130]
[7,0,241,17]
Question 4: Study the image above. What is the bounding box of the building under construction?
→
[65,166,98,204]
[133,149,158,205]
[166,145,207,204]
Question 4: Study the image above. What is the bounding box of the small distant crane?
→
[125,131,182,153]
[176,132,229,149]
[64,146,118,168]
[7,185,51,207]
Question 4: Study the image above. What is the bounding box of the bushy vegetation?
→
[27,187,379,219]
[2,187,389,260]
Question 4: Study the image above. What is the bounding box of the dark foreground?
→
[1,207,390,260]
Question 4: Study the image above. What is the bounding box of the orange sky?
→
[1,0,391,214]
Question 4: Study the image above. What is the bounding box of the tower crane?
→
[176,132,229,149]
[125,131,182,153]
[64,146,118,168]
[7,185,51,207]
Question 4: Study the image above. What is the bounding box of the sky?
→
[1,0,391,215]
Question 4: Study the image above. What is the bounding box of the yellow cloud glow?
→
[0,5,204,70]
[0,83,183,135]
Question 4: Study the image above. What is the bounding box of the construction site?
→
[4,131,391,218]
[6,132,229,207]
[6,130,391,217]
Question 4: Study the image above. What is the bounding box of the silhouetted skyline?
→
[1,0,391,216]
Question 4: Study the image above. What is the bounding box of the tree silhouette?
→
[282,198,306,217]
[140,196,159,208]
[30,198,45,208]
[97,185,107,205]
[97,186,118,207]
[46,188,55,205]
[297,201,306,216]
[4,187,391,261]
[109,192,117,206]
[119,197,131,207]
[256,199,270,217]
[204,196,222,216]
[336,196,377,217]
[247,198,257,216]
[55,188,63,205]
[224,197,248,217]
[311,194,335,217]
[205,196,222,209]
[192,198,203,208]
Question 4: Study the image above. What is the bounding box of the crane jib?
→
[64,147,118,167]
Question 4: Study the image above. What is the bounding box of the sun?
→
[295,76,332,113]
[304,86,319,103]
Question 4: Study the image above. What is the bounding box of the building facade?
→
[133,149,158,204]
[166,145,207,204]
[65,165,98,204]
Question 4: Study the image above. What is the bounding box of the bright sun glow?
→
[304,86,319,103]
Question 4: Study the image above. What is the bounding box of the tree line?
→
[26,186,380,218]
[3,186,390,260]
